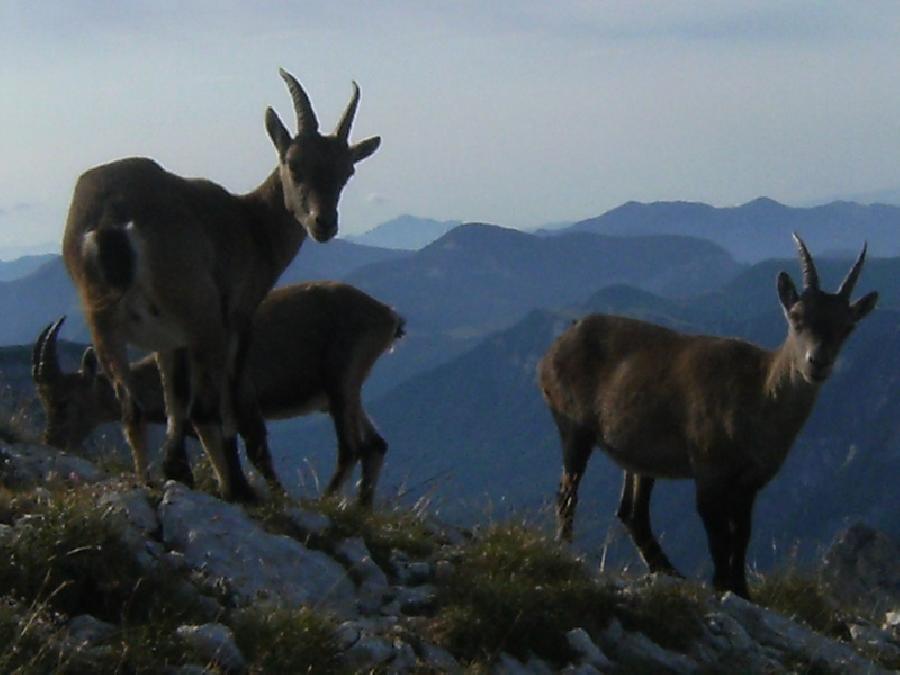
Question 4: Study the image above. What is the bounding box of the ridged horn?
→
[279,68,318,136]
[838,242,867,299]
[335,81,360,142]
[792,233,819,290]
[34,316,65,382]
[32,323,53,381]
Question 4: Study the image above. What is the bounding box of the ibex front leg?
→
[358,411,387,508]
[188,335,254,502]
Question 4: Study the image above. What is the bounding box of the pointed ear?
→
[80,346,98,379]
[265,107,291,158]
[777,272,799,312]
[850,291,878,322]
[350,136,381,163]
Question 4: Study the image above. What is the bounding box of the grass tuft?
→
[430,524,616,665]
[752,571,847,640]
[310,497,437,568]
[231,606,342,674]
[617,579,708,652]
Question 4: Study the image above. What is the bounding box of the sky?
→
[2,1,900,253]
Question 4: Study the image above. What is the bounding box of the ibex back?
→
[538,235,878,598]
[62,69,380,500]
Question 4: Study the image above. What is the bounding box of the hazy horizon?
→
[3,2,900,251]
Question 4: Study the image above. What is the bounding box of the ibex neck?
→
[242,168,308,275]
[765,338,819,406]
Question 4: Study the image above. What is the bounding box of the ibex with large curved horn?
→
[538,235,878,598]
[62,69,380,500]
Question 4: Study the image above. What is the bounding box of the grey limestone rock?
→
[159,482,355,614]
[0,442,104,488]
[176,623,246,673]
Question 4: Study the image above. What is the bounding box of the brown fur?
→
[34,282,403,506]
[61,70,380,500]
[538,236,878,598]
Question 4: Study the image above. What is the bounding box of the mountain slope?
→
[342,224,742,393]
[568,198,900,262]
[347,215,462,250]
[0,254,57,282]
[0,241,411,346]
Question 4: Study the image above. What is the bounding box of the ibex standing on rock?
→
[33,282,403,506]
[538,235,878,598]
[62,69,380,500]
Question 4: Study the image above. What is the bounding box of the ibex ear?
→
[777,272,799,312]
[80,346,98,379]
[265,107,292,158]
[350,136,381,163]
[850,291,878,323]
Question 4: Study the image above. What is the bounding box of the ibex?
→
[62,69,380,500]
[33,282,404,506]
[538,235,878,598]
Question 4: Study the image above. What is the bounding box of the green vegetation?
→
[0,436,892,673]
[752,571,847,640]
[232,606,342,674]
[313,496,437,565]
[617,580,708,652]
[430,524,617,665]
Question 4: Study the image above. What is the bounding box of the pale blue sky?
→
[2,2,900,251]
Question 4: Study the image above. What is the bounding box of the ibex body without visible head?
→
[538,235,878,598]
[33,282,403,506]
[61,69,380,500]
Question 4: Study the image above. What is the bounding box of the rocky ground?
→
[1,440,898,674]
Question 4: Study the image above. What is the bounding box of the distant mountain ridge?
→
[0,254,57,282]
[0,240,411,346]
[566,197,900,262]
[347,215,461,250]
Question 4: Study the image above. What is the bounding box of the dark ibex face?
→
[777,235,879,384]
[32,318,118,450]
[265,69,381,242]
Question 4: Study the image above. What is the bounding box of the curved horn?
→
[334,81,360,141]
[279,68,318,136]
[792,233,819,290]
[35,316,66,382]
[32,322,54,381]
[838,242,867,299]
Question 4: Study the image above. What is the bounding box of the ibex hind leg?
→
[618,473,682,577]
[157,348,194,487]
[552,412,593,543]
[89,312,150,482]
